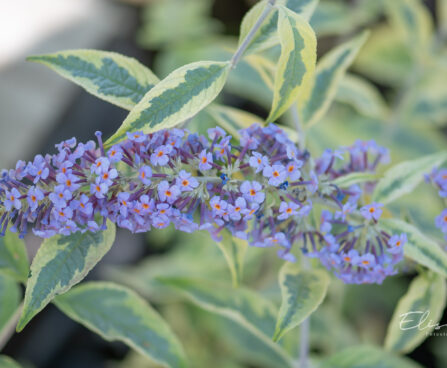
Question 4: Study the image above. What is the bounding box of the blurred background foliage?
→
[1,0,446,367]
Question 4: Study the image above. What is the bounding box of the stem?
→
[291,104,305,149]
[299,318,310,368]
[0,302,23,351]
[230,0,277,68]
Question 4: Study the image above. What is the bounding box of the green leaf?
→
[381,218,447,277]
[300,31,369,127]
[335,73,389,119]
[0,355,23,368]
[207,104,264,139]
[385,273,446,354]
[373,151,447,205]
[384,0,433,52]
[268,6,316,122]
[157,277,293,366]
[28,50,159,110]
[331,172,378,188]
[17,223,116,332]
[273,263,329,342]
[0,232,29,283]
[54,282,187,368]
[106,61,230,146]
[239,0,318,56]
[0,274,20,333]
[217,231,248,287]
[320,345,423,368]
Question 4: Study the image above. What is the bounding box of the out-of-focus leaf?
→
[54,282,187,368]
[381,218,447,278]
[217,230,248,287]
[0,274,20,333]
[331,172,378,188]
[28,50,159,110]
[320,345,423,368]
[106,61,230,146]
[385,273,446,353]
[137,0,222,48]
[17,223,116,332]
[353,25,413,86]
[385,0,433,53]
[207,104,264,138]
[0,356,23,368]
[300,31,369,127]
[273,263,329,341]
[268,6,316,121]
[157,277,292,365]
[373,151,447,204]
[335,74,389,119]
[0,232,29,283]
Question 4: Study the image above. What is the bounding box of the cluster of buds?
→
[0,123,406,283]
[426,167,447,241]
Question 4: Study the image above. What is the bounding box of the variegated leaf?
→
[373,151,447,205]
[0,232,29,283]
[239,0,318,55]
[217,230,248,287]
[273,263,329,341]
[268,5,316,122]
[321,345,423,368]
[54,282,187,368]
[385,273,446,353]
[28,50,159,110]
[331,172,378,188]
[335,74,389,119]
[385,0,433,52]
[157,277,293,367]
[207,104,264,138]
[106,61,230,146]
[0,274,20,333]
[381,219,447,277]
[300,31,369,126]
[17,223,116,331]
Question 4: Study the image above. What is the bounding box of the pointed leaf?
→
[331,172,378,188]
[301,31,369,126]
[217,231,248,287]
[28,50,159,110]
[385,273,446,353]
[381,218,447,277]
[0,232,29,283]
[17,223,116,332]
[320,345,423,368]
[54,282,187,368]
[268,6,316,121]
[0,274,20,333]
[157,277,293,366]
[335,73,389,119]
[106,61,230,146]
[373,151,447,205]
[273,263,329,341]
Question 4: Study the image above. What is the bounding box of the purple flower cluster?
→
[0,123,406,283]
[426,167,447,240]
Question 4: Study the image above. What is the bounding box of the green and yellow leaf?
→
[106,61,230,146]
[28,50,159,110]
[0,274,20,333]
[320,345,423,368]
[373,151,447,205]
[300,31,369,127]
[217,230,248,287]
[17,223,116,332]
[385,273,446,353]
[207,104,264,138]
[273,263,329,341]
[381,218,447,277]
[54,282,187,368]
[335,73,389,120]
[331,172,378,188]
[0,232,29,283]
[268,6,316,122]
